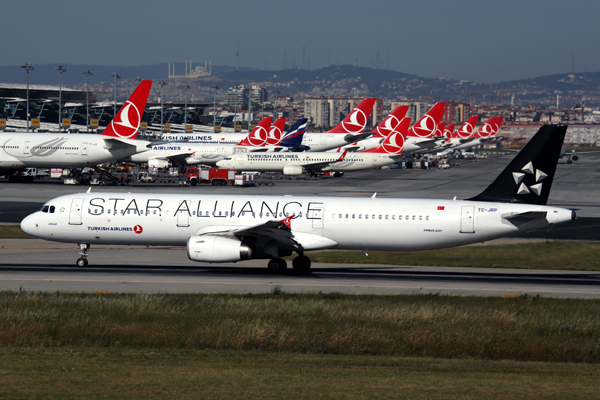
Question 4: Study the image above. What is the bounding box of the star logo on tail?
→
[513,161,548,196]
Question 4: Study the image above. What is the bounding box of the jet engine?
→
[187,235,252,263]
[282,165,303,176]
[148,158,170,170]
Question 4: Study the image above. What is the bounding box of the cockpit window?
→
[49,206,55,213]
[40,205,49,213]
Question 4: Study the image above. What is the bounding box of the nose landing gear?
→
[76,243,90,267]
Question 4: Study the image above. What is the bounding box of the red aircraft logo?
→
[110,101,141,139]
[134,225,143,234]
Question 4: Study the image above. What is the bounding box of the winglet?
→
[281,215,295,229]
[101,80,152,139]
[337,149,348,161]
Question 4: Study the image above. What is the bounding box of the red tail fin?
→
[435,122,445,137]
[363,117,409,154]
[475,117,504,138]
[327,98,377,134]
[406,102,445,138]
[372,105,409,138]
[443,124,455,141]
[237,117,273,146]
[453,116,479,138]
[101,80,152,139]
[268,117,287,145]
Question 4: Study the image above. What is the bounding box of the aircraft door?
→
[460,206,475,233]
[320,135,326,145]
[81,142,88,155]
[309,206,324,229]
[23,141,30,154]
[176,200,191,227]
[69,198,84,225]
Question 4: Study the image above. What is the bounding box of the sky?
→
[1,0,599,83]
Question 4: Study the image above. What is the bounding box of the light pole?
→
[110,72,121,117]
[273,89,280,120]
[158,80,167,136]
[182,84,190,130]
[82,69,93,132]
[55,65,67,132]
[261,87,265,120]
[211,85,219,132]
[232,85,240,131]
[21,63,34,132]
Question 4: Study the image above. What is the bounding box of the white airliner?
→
[216,117,410,175]
[21,125,574,273]
[0,81,153,178]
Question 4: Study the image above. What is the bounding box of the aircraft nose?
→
[20,214,38,236]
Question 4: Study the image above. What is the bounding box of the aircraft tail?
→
[237,117,273,146]
[363,117,410,154]
[468,125,567,205]
[435,122,445,137]
[475,117,504,138]
[443,124,455,140]
[327,98,377,134]
[279,118,308,147]
[453,116,479,138]
[101,80,152,139]
[372,105,409,138]
[406,102,445,138]
[267,118,287,146]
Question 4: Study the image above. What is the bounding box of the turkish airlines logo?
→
[341,109,367,133]
[134,225,143,234]
[110,101,141,139]
[457,122,474,138]
[247,126,269,146]
[375,115,401,137]
[281,215,295,229]
[412,114,437,138]
[381,131,405,154]
[479,122,496,137]
[443,127,453,139]
[266,125,282,145]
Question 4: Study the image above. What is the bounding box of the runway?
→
[1,240,599,297]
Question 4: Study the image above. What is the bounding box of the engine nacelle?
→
[572,155,579,162]
[187,235,252,263]
[283,165,303,176]
[148,158,170,170]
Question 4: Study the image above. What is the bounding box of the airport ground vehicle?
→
[137,171,154,183]
[184,167,235,186]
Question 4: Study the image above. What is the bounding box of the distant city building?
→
[390,100,427,123]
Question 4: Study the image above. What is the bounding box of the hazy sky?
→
[2,0,598,83]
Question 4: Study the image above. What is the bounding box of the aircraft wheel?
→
[76,258,88,268]
[268,258,288,274]
[292,255,311,271]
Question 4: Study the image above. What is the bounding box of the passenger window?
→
[192,211,196,216]
[345,214,349,219]
[225,212,229,216]
[385,215,388,220]
[406,215,409,220]
[219,211,222,216]
[379,215,382,219]
[419,216,422,220]
[426,216,429,221]
[352,214,355,219]
[358,214,362,219]
[232,212,235,217]
[412,216,416,220]
[298,212,302,217]
[392,215,395,220]
[372,214,375,219]
[127,210,130,214]
[365,215,368,219]
[154,210,157,215]
[399,215,402,220]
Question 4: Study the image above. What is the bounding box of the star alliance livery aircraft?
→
[0,80,153,177]
[21,125,574,273]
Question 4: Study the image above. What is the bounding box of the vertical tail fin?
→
[443,124,455,141]
[237,117,273,146]
[406,102,445,138]
[372,105,409,138]
[435,122,445,137]
[279,118,308,147]
[327,98,377,134]
[101,80,152,139]
[468,125,567,205]
[266,117,286,146]
[363,117,410,154]
[475,117,504,138]
[453,116,479,138]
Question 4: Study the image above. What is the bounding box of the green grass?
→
[302,241,600,270]
[0,225,33,239]
[2,292,600,363]
[1,348,599,399]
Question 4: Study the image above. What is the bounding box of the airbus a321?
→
[21,125,574,273]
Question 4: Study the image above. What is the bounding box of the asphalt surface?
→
[1,153,600,296]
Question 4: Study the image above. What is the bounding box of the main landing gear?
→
[267,255,312,274]
[76,243,90,267]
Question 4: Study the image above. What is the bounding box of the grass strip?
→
[303,241,600,270]
[0,348,599,399]
[1,291,600,363]
[0,225,33,239]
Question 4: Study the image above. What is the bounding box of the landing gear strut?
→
[292,255,312,272]
[267,258,287,274]
[76,243,90,267]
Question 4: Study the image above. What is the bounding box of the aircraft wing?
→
[302,150,350,172]
[149,153,194,166]
[103,137,151,150]
[344,132,372,143]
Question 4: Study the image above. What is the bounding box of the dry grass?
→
[0,348,599,399]
[0,225,34,239]
[1,291,600,363]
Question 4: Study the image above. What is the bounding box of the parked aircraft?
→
[0,81,153,179]
[444,116,479,149]
[216,117,410,174]
[451,117,504,150]
[20,125,573,273]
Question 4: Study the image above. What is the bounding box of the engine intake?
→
[187,235,252,263]
[283,165,303,176]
